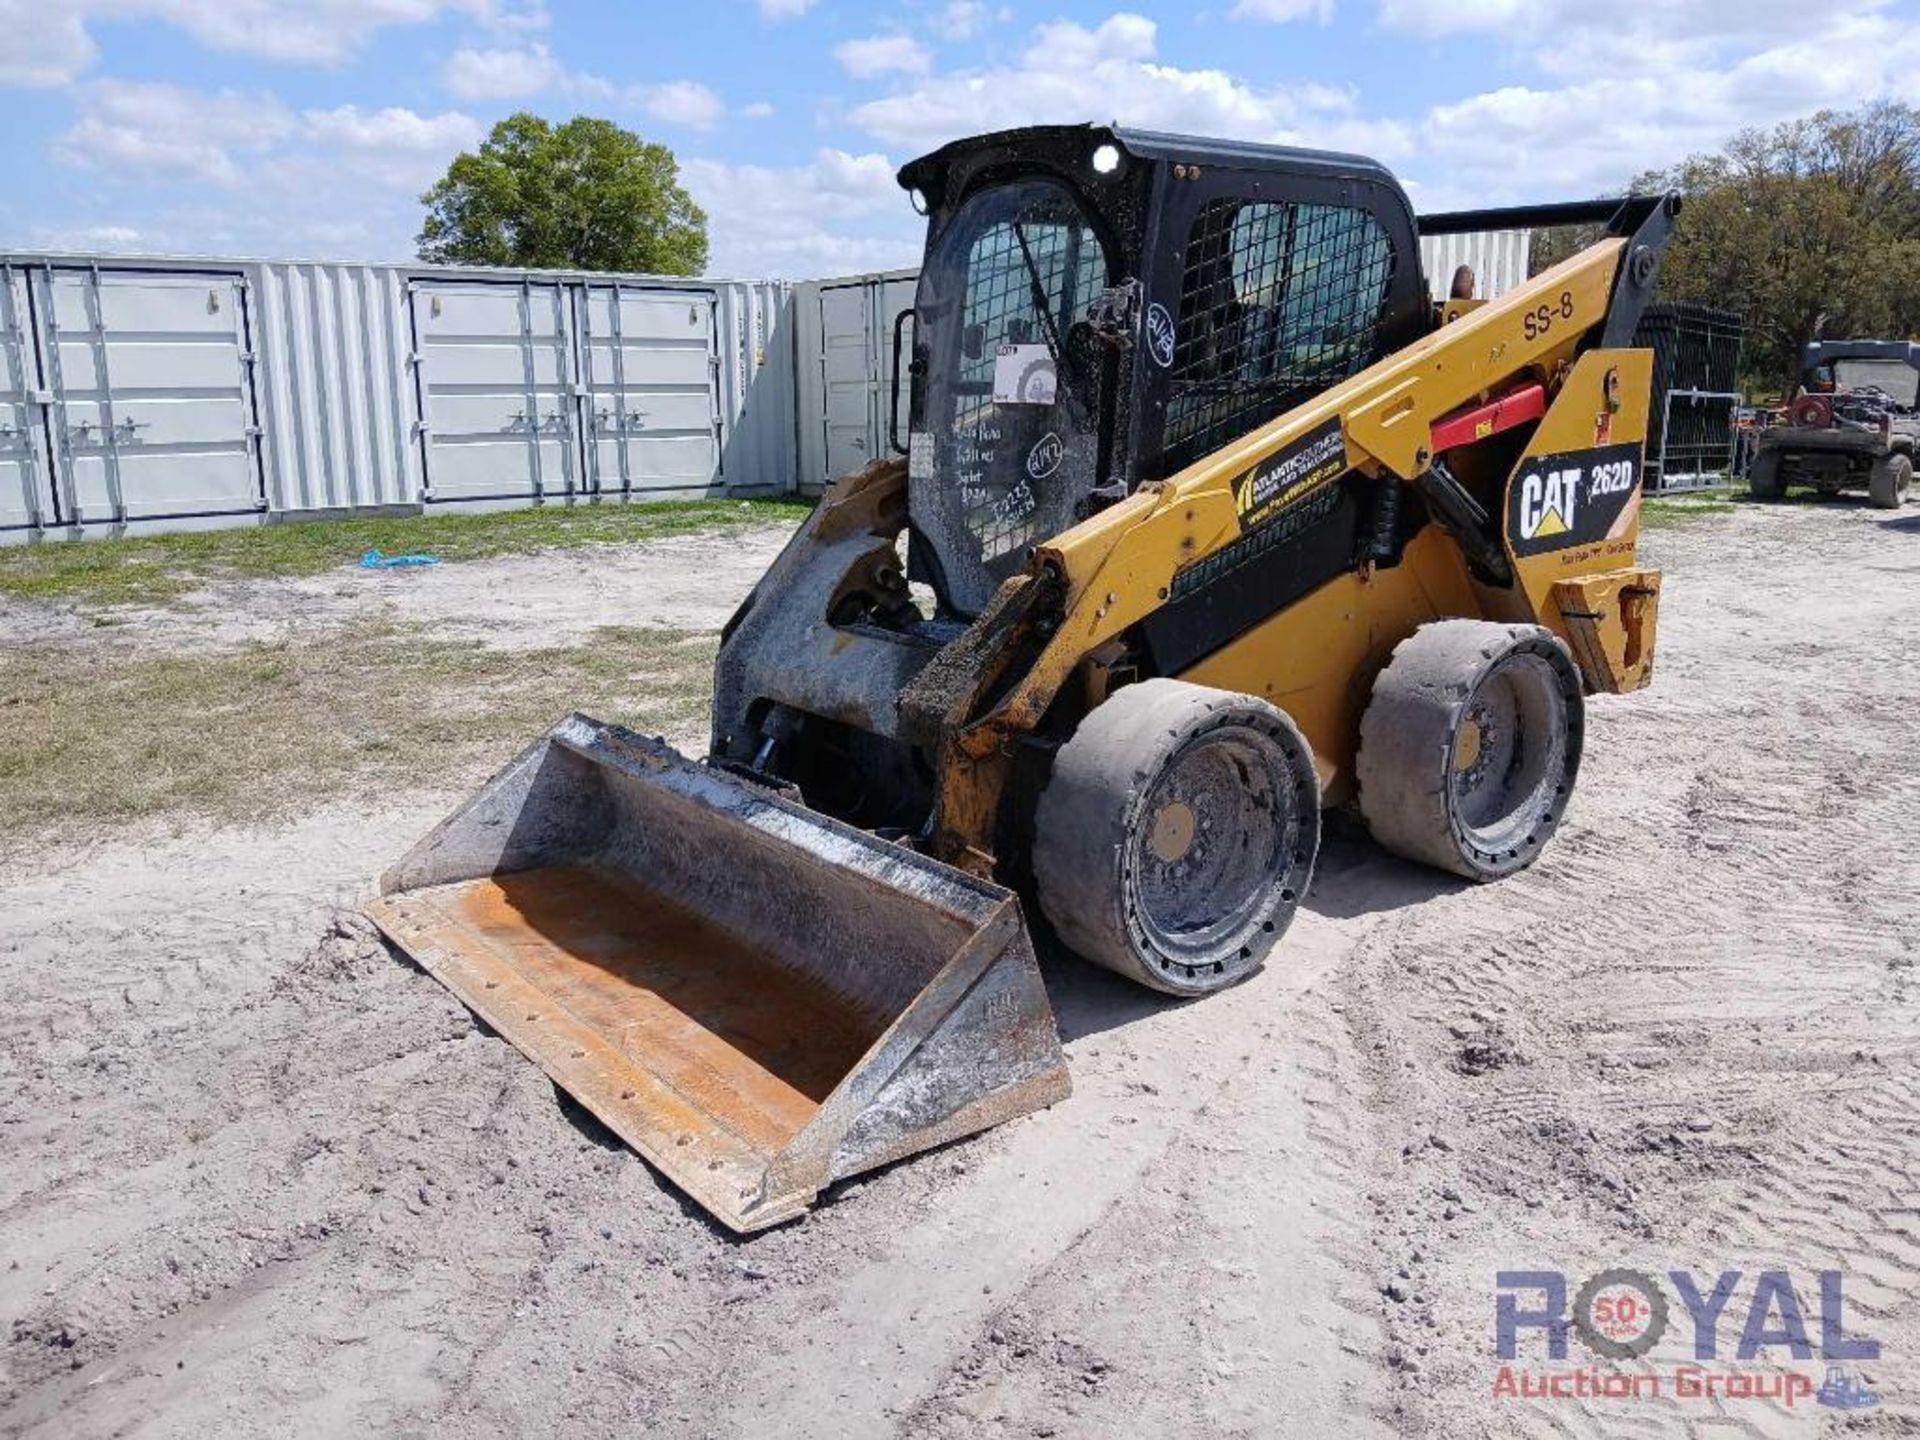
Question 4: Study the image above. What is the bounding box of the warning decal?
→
[1231,417,1348,533]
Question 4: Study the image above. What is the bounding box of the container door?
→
[36,267,264,524]
[818,281,876,482]
[0,267,45,531]
[412,279,577,503]
[578,286,719,493]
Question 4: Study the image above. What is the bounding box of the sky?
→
[3,0,1919,280]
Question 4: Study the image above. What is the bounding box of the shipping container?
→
[0,252,795,542]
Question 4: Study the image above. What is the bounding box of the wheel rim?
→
[1130,723,1305,963]
[1449,653,1569,858]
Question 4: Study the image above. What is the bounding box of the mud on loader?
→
[367,127,1675,1232]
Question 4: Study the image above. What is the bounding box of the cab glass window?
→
[1164,199,1394,472]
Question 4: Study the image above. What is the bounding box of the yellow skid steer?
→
[368,126,1676,1231]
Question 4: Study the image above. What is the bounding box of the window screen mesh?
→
[1163,200,1394,473]
[953,206,1104,562]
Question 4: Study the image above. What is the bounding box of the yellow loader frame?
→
[871,233,1671,871]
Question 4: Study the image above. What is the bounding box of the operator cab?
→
[896,125,1431,618]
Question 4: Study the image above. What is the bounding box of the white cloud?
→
[439,44,723,128]
[56,79,483,208]
[835,35,933,78]
[847,13,1352,151]
[1031,13,1155,67]
[303,104,481,152]
[1406,7,1920,206]
[641,80,725,130]
[1278,114,1416,162]
[0,0,548,81]
[26,32,505,261]
[931,0,992,39]
[1230,0,1333,21]
[739,101,775,119]
[682,147,916,277]
[29,224,147,253]
[54,82,295,186]
[0,1,98,86]
[758,0,815,18]
[442,43,565,100]
[1376,0,1524,36]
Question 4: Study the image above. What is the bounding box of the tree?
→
[1531,103,1920,397]
[418,113,708,275]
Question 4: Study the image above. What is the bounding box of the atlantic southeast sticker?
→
[1231,416,1347,532]
[1508,442,1642,557]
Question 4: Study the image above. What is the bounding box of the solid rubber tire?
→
[1356,620,1584,882]
[1032,679,1320,996]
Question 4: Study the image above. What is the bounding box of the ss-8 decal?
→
[1508,442,1644,557]
[1522,290,1576,342]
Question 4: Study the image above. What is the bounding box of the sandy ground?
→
[2,499,1917,1438]
[0,524,797,654]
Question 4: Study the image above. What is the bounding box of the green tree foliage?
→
[1531,103,1920,397]
[418,113,708,275]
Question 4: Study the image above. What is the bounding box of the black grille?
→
[1163,199,1394,474]
[1633,302,1743,489]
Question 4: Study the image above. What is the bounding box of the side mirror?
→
[962,322,985,361]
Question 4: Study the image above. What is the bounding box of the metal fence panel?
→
[1655,389,1740,490]
[1635,303,1744,490]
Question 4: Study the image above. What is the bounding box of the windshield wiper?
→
[1010,222,1094,419]
[1010,222,1066,364]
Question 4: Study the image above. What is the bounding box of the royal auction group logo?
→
[1495,1268,1881,1410]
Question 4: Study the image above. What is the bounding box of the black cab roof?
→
[1805,340,1920,370]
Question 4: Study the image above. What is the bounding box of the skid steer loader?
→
[368,126,1675,1232]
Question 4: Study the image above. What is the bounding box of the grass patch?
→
[0,497,811,608]
[0,621,718,839]
[1642,488,1739,528]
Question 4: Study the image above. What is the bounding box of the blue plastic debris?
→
[360,548,441,569]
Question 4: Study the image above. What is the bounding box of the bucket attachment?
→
[365,714,1070,1233]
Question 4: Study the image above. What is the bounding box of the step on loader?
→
[368,126,1676,1231]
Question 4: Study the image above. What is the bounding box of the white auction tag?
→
[991,343,1057,405]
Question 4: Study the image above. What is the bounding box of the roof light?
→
[1091,144,1122,176]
